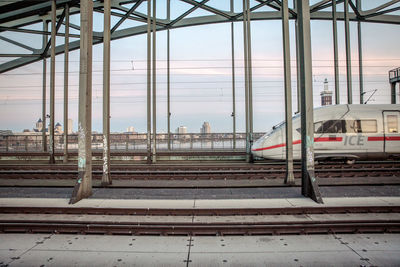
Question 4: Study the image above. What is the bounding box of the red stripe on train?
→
[368,136,400,141]
[252,137,341,152]
[253,135,400,152]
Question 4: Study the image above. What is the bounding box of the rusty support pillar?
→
[42,21,48,152]
[49,0,56,164]
[296,0,323,203]
[63,3,69,163]
[102,0,111,185]
[69,0,93,204]
[282,0,294,185]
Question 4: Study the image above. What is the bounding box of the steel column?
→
[152,0,157,163]
[344,0,352,104]
[70,0,93,204]
[63,4,69,163]
[102,0,111,185]
[49,0,56,164]
[357,0,364,104]
[231,0,236,150]
[42,21,48,152]
[231,21,236,150]
[294,0,301,113]
[296,0,323,203]
[146,0,152,163]
[392,83,397,104]
[243,0,250,163]
[246,0,253,155]
[332,0,340,104]
[167,0,171,150]
[282,0,294,185]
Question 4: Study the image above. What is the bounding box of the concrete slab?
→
[1,197,400,210]
[335,233,400,251]
[0,214,195,223]
[194,198,294,209]
[0,234,189,267]
[1,234,399,267]
[8,250,188,267]
[189,251,364,267]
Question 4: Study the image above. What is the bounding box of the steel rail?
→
[0,168,399,175]
[1,220,399,235]
[1,206,399,216]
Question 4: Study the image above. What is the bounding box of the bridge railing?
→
[0,133,264,152]
[389,67,400,83]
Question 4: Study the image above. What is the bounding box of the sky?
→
[0,0,400,133]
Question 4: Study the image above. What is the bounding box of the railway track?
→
[0,162,399,181]
[1,206,399,235]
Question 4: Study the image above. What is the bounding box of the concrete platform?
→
[1,196,400,209]
[1,233,399,266]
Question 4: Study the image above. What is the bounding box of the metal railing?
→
[0,133,264,152]
[389,67,400,83]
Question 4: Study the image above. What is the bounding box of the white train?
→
[252,104,400,162]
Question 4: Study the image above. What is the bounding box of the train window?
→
[315,120,345,133]
[360,120,377,133]
[314,122,323,133]
[387,115,398,133]
[347,119,377,133]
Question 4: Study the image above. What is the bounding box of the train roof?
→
[319,104,400,111]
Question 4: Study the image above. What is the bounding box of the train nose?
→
[251,138,264,158]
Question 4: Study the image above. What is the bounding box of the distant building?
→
[55,122,63,134]
[67,119,73,134]
[200,122,211,134]
[176,126,187,134]
[0,130,13,136]
[35,118,43,132]
[320,78,333,106]
[126,126,135,133]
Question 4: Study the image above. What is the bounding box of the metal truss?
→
[0,0,400,73]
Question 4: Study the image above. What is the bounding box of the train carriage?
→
[252,104,400,162]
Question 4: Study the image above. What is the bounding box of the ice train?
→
[251,104,400,162]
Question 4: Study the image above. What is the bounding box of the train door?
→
[383,111,400,153]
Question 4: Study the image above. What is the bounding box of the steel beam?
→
[146,0,152,164]
[344,0,352,104]
[152,0,157,163]
[332,0,340,104]
[49,0,56,164]
[63,3,69,163]
[357,0,364,104]
[296,0,323,204]
[102,0,111,185]
[42,21,48,152]
[282,0,294,185]
[2,8,400,74]
[69,0,93,204]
